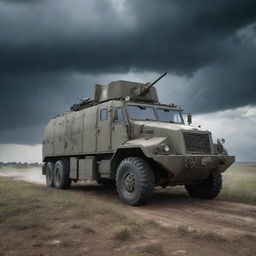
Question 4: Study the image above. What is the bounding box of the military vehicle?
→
[42,72,235,205]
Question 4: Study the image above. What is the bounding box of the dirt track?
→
[1,166,255,238]
[1,170,256,256]
[70,184,256,239]
[1,168,255,239]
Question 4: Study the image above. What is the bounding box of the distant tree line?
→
[0,162,42,168]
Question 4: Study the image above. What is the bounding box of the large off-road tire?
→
[53,160,72,189]
[185,170,222,199]
[116,157,154,206]
[45,162,54,187]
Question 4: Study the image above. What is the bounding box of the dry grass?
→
[139,243,165,256]
[193,231,226,242]
[146,219,160,227]
[83,227,95,233]
[177,224,226,242]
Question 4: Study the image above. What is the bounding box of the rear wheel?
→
[185,170,222,199]
[53,160,71,189]
[116,157,154,206]
[45,162,54,187]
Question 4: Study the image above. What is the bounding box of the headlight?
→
[154,143,171,154]
[163,144,170,152]
[217,138,225,145]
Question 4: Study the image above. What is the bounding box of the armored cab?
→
[42,73,235,206]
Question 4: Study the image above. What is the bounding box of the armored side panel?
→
[53,116,66,155]
[64,113,74,154]
[98,160,111,178]
[43,119,55,156]
[94,81,159,103]
[83,105,97,153]
[70,157,79,179]
[72,111,84,153]
[78,157,96,180]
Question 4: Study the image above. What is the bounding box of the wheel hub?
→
[123,172,135,193]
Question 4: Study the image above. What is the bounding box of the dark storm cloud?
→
[1,0,256,74]
[0,0,256,144]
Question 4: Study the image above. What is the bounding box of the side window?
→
[100,108,108,121]
[113,107,124,123]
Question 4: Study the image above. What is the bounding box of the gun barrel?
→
[146,72,167,89]
[134,72,167,97]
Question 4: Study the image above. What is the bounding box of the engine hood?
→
[130,120,212,155]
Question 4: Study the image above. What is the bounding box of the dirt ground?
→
[0,165,256,256]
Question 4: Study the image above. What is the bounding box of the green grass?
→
[177,224,189,233]
[165,163,256,204]
[114,226,131,241]
[219,164,256,204]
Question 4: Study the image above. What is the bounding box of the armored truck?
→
[42,72,235,205]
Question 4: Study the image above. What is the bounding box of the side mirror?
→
[187,114,192,125]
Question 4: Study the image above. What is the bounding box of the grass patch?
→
[127,218,143,230]
[193,231,226,242]
[139,243,165,256]
[164,164,256,205]
[240,233,256,240]
[71,224,81,229]
[114,226,131,241]
[177,224,225,241]
[146,219,160,227]
[83,227,95,233]
[61,240,81,247]
[177,224,189,233]
[218,164,256,204]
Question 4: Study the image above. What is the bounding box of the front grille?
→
[183,132,211,154]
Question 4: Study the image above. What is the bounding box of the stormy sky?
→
[0,0,256,162]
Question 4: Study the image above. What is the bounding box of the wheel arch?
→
[110,147,169,186]
[110,147,145,179]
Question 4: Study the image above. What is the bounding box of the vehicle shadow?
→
[70,183,193,207]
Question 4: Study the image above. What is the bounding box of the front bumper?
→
[153,154,235,185]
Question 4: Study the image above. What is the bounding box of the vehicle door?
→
[111,103,129,150]
[97,102,111,152]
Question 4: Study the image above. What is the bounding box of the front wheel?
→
[53,160,71,189]
[185,170,222,199]
[116,157,154,206]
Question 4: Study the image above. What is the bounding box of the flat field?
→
[0,163,255,256]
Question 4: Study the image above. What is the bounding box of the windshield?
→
[127,105,157,121]
[156,108,184,124]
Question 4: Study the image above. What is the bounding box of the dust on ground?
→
[0,166,45,184]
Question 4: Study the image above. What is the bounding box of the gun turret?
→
[134,72,167,96]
